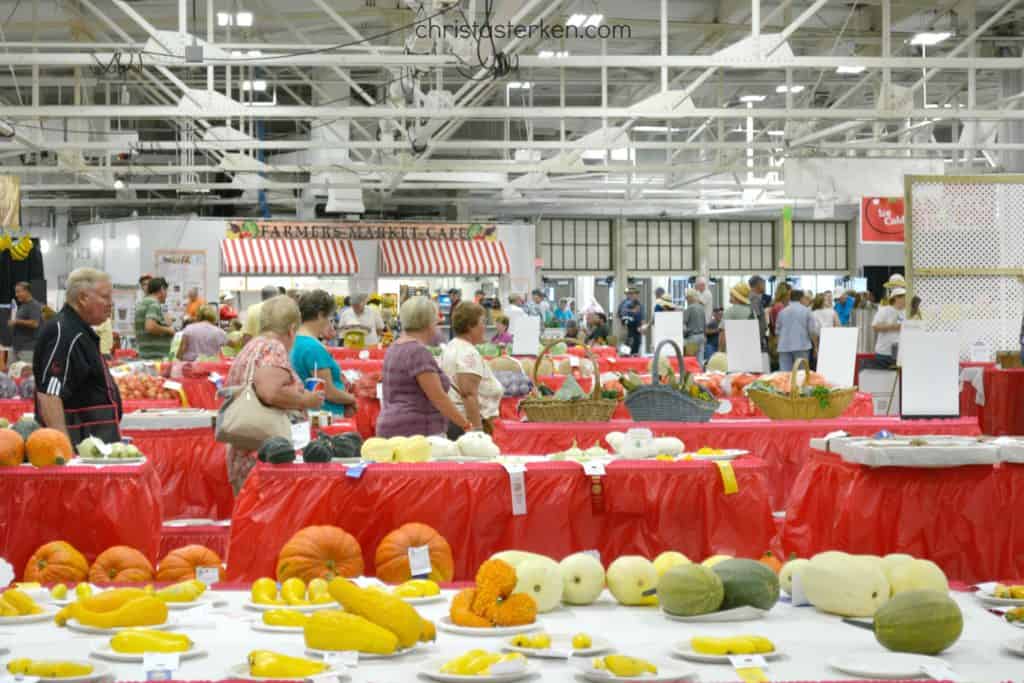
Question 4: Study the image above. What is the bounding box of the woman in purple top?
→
[376,296,472,438]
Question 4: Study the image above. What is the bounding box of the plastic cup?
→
[305,377,325,393]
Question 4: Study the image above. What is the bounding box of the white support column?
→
[751,0,760,54]
[660,0,668,93]
[179,0,187,37]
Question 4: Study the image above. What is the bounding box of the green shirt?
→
[134,296,171,360]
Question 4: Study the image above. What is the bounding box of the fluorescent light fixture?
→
[247,50,262,57]
[767,130,785,137]
[90,238,103,252]
[113,179,125,190]
[729,126,747,133]
[241,80,267,92]
[775,84,805,94]
[125,234,140,249]
[216,11,232,26]
[633,125,683,133]
[837,65,866,74]
[230,50,243,57]
[567,14,587,27]
[235,11,254,27]
[582,147,631,161]
[39,239,49,254]
[248,91,278,106]
[924,102,953,109]
[910,31,951,46]
[539,50,554,58]
[583,14,604,28]
[507,81,532,90]
[739,94,766,103]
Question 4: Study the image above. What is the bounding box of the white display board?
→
[652,311,684,352]
[510,315,541,357]
[817,327,859,388]
[155,250,207,323]
[900,330,960,418]
[725,319,763,372]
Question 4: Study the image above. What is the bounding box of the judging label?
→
[502,463,527,515]
[582,461,606,476]
[195,566,220,587]
[346,462,368,479]
[291,421,312,450]
[408,545,432,578]
[143,652,180,675]
[323,651,358,668]
[730,655,768,683]
[162,380,183,392]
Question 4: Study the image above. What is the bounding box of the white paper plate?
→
[437,616,541,637]
[226,662,348,682]
[419,657,537,683]
[305,643,424,660]
[828,652,945,679]
[4,661,111,683]
[163,594,221,610]
[682,449,749,461]
[249,619,305,634]
[662,606,767,622]
[577,659,697,682]
[0,645,9,656]
[0,604,58,624]
[76,456,146,465]
[1003,639,1024,657]
[397,593,445,605]
[502,633,611,658]
[65,616,175,635]
[90,642,207,663]
[976,589,1024,607]
[244,600,334,613]
[672,640,783,664]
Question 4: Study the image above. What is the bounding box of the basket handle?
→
[790,356,811,399]
[650,339,685,387]
[532,337,603,400]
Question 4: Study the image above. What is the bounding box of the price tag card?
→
[346,462,368,479]
[569,356,580,368]
[162,380,183,392]
[1,676,42,683]
[501,463,527,516]
[408,546,432,579]
[304,673,341,683]
[789,572,811,607]
[729,655,768,683]
[920,661,966,682]
[195,566,220,587]
[375,383,383,401]
[582,461,605,476]
[291,421,312,450]
[323,651,358,669]
[143,652,180,677]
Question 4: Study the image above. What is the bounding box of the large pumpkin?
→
[276,525,363,582]
[374,522,454,583]
[0,430,24,467]
[26,428,73,468]
[23,541,89,584]
[89,546,155,584]
[156,545,225,582]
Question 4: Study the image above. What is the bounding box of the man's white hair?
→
[66,267,110,304]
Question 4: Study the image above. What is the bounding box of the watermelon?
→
[711,558,780,611]
[330,432,362,459]
[658,564,724,616]
[874,590,963,655]
[302,438,334,463]
[258,436,295,464]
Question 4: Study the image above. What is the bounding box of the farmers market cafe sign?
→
[227,220,497,241]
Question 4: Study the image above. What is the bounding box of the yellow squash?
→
[110,629,192,654]
[281,577,310,606]
[307,578,333,605]
[50,584,68,600]
[154,580,205,604]
[328,578,424,649]
[0,597,18,617]
[7,659,94,678]
[262,609,310,628]
[248,650,327,679]
[691,635,775,655]
[303,609,399,655]
[75,583,94,599]
[2,589,43,615]
[60,596,168,629]
[251,577,284,605]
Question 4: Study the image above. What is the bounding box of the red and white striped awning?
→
[220,239,359,275]
[380,239,510,275]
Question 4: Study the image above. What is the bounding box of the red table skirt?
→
[158,524,231,561]
[124,427,234,521]
[329,347,386,361]
[317,420,358,436]
[491,417,981,510]
[180,377,221,410]
[226,459,775,582]
[781,451,1024,583]
[979,367,1024,436]
[0,398,180,425]
[0,461,164,579]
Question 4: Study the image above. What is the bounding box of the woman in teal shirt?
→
[291,290,356,415]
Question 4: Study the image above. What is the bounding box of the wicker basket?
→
[519,339,618,423]
[623,340,718,423]
[746,357,857,420]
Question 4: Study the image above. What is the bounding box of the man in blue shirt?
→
[775,289,817,371]
[834,289,855,327]
[618,287,645,356]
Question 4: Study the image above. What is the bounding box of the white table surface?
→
[2,589,1021,682]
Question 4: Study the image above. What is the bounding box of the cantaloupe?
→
[658,564,724,617]
[874,590,963,655]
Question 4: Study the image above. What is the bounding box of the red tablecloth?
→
[338,359,384,374]
[329,347,386,361]
[781,451,1024,583]
[0,461,163,579]
[491,417,981,510]
[124,426,233,521]
[979,367,1024,436]
[0,399,180,425]
[226,458,774,582]
[180,377,221,410]
[316,420,358,436]
[158,523,231,561]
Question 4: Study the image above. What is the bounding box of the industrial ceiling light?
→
[910,31,951,46]
[218,11,253,27]
[739,94,766,103]
[766,130,785,137]
[633,125,683,133]
[566,14,587,27]
[113,179,125,190]
[216,12,232,26]
[538,50,569,58]
[775,84,805,94]
[90,238,104,252]
[235,11,254,27]
[836,65,866,74]
[507,81,532,90]
[125,234,140,249]
[241,80,268,92]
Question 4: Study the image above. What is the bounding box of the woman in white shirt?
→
[870,288,907,368]
[811,292,840,334]
[338,293,385,345]
[440,301,505,439]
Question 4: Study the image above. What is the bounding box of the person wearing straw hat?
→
[683,289,707,369]
[719,281,754,352]
[869,286,907,369]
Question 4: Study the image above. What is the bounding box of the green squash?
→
[258,436,295,464]
[302,438,334,463]
[554,374,586,401]
[12,417,39,441]
[711,558,780,611]
[658,564,725,616]
[874,590,963,655]
[331,432,362,459]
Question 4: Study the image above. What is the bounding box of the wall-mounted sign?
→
[860,196,905,243]
[226,220,497,241]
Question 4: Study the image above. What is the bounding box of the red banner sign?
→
[860,196,905,243]
[226,220,497,241]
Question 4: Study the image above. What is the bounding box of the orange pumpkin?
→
[26,428,72,468]
[276,525,363,582]
[374,522,454,584]
[0,430,24,467]
[88,546,155,584]
[23,541,89,584]
[156,545,225,582]
[759,550,783,574]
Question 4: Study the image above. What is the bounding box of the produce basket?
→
[519,339,618,423]
[746,357,857,420]
[624,340,717,423]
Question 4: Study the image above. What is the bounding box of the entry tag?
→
[790,571,812,607]
[292,421,312,450]
[143,653,180,679]
[408,545,432,579]
[162,380,182,392]
[582,461,605,476]
[502,463,527,516]
[346,462,368,479]
[730,655,768,683]
[375,383,383,401]
[323,651,358,668]
[715,461,739,495]
[569,356,580,368]
[196,566,220,587]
